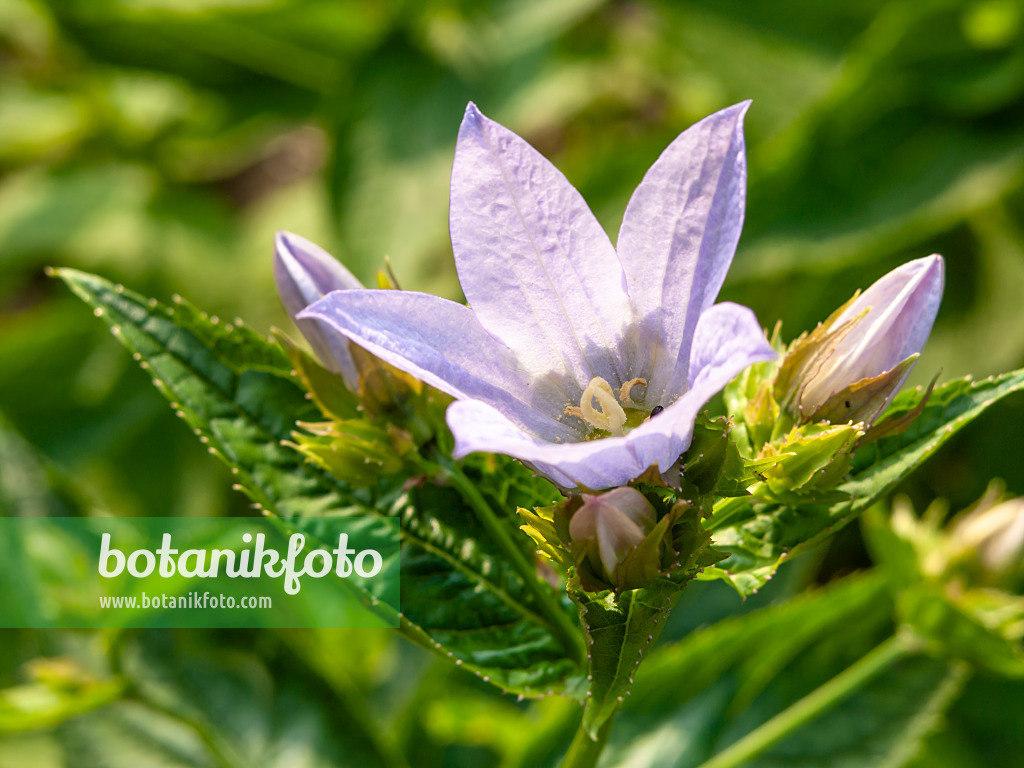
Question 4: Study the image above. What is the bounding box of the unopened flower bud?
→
[777,255,944,424]
[569,488,655,587]
[274,231,363,389]
[951,497,1024,579]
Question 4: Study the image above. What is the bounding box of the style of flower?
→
[778,255,945,425]
[298,102,776,489]
[274,230,363,390]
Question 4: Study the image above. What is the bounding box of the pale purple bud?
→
[796,254,944,419]
[569,488,656,581]
[274,230,363,389]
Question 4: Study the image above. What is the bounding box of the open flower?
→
[300,102,775,489]
[274,230,364,390]
[777,255,945,425]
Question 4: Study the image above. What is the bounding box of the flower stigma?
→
[566,377,649,438]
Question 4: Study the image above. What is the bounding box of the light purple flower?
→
[300,102,775,489]
[795,255,945,419]
[274,230,363,390]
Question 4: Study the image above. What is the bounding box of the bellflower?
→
[274,230,363,390]
[779,255,945,424]
[300,102,776,489]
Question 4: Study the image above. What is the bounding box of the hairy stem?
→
[695,632,914,768]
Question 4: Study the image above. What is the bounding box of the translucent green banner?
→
[0,516,400,628]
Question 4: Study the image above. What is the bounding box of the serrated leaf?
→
[848,369,1024,494]
[709,369,1024,595]
[574,578,682,737]
[58,270,582,695]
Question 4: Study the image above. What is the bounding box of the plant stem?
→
[561,713,616,768]
[440,456,585,666]
[695,632,913,768]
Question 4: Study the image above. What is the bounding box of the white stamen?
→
[579,377,627,437]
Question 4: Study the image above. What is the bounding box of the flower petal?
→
[627,302,777,475]
[448,304,774,489]
[616,102,751,403]
[274,231,363,387]
[450,103,632,392]
[446,399,647,489]
[300,289,576,441]
[831,254,944,384]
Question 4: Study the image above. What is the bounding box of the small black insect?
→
[845,400,852,408]
[650,405,664,417]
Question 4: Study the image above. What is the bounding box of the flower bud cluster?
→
[726,256,945,501]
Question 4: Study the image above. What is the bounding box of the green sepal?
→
[289,419,410,484]
[278,331,362,421]
[518,503,573,569]
[678,414,731,498]
[757,422,863,501]
[772,297,865,415]
[717,444,788,498]
[811,354,917,426]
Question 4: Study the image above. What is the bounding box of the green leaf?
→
[574,578,682,737]
[58,270,581,695]
[709,369,1024,595]
[848,368,1024,494]
[43,632,401,768]
[599,573,966,768]
[572,493,725,735]
[729,656,967,768]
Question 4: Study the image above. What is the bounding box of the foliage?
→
[3,1,1024,766]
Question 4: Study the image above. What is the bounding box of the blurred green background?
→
[1,0,1023,766]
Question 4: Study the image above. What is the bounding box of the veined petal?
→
[830,254,944,385]
[274,231,363,387]
[450,103,632,391]
[687,303,776,393]
[617,102,750,403]
[448,304,774,489]
[628,302,777,474]
[447,400,649,490]
[300,289,575,441]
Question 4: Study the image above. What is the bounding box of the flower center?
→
[565,376,647,438]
